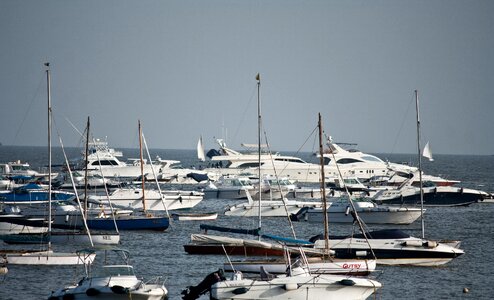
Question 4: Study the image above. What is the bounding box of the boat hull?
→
[86,217,169,231]
[0,232,120,245]
[373,187,483,207]
[211,274,381,300]
[171,212,218,221]
[225,201,321,217]
[305,209,422,224]
[224,257,376,276]
[6,251,95,265]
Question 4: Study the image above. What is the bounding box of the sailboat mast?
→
[415,90,425,239]
[46,62,52,240]
[84,116,90,218]
[138,120,146,212]
[256,73,261,234]
[318,113,329,253]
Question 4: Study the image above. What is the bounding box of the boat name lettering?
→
[342,263,362,269]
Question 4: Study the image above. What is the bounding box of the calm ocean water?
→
[1,146,493,299]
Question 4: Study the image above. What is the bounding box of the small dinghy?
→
[171,212,218,221]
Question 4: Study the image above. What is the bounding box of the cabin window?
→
[237,162,264,168]
[337,158,363,164]
[91,160,118,166]
[361,155,383,162]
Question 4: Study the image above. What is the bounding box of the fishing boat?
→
[47,249,168,300]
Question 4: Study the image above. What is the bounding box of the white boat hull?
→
[225,257,376,275]
[6,251,96,265]
[88,188,203,212]
[211,272,381,300]
[305,208,422,224]
[0,219,47,235]
[225,200,321,217]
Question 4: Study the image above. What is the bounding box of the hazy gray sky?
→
[1,0,493,155]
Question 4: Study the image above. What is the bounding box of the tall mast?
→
[84,116,90,218]
[45,62,52,244]
[256,73,261,235]
[138,120,146,213]
[415,90,425,239]
[318,113,329,253]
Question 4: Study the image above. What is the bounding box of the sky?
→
[0,0,493,155]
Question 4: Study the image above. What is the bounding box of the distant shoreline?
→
[0,144,490,156]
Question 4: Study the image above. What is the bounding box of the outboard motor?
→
[181,269,225,300]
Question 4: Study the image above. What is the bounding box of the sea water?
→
[0,146,493,299]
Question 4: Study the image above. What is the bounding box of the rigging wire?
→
[231,84,258,145]
[390,95,415,155]
[263,129,298,240]
[12,72,45,145]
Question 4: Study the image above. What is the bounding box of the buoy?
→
[0,266,7,275]
[463,287,469,293]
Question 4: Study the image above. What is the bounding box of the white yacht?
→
[0,160,43,177]
[322,139,460,186]
[79,138,212,183]
[202,139,322,183]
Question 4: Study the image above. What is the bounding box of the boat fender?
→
[339,279,356,286]
[345,206,350,216]
[403,240,423,247]
[355,250,367,257]
[232,287,249,294]
[284,283,299,291]
[85,288,100,296]
[62,293,75,300]
[425,241,438,248]
[111,285,129,294]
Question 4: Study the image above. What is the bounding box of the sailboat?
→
[223,114,376,276]
[423,141,434,161]
[0,119,121,246]
[183,100,382,300]
[5,63,96,265]
[312,90,465,266]
[85,121,169,231]
[197,135,206,162]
